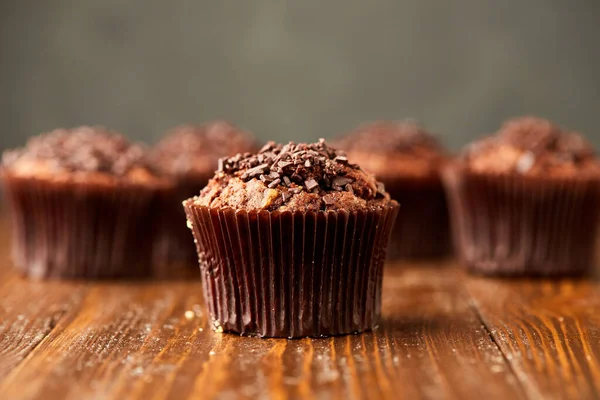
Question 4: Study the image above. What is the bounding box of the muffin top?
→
[151,121,257,178]
[189,139,394,212]
[461,117,599,176]
[334,121,446,179]
[1,126,163,184]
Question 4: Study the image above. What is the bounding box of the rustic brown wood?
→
[0,216,87,380]
[465,273,600,400]
[0,258,524,400]
[0,208,599,400]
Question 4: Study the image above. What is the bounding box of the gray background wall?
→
[1,0,599,152]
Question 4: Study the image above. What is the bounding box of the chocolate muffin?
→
[151,121,257,266]
[184,139,399,338]
[1,126,171,279]
[443,116,600,276]
[334,121,450,259]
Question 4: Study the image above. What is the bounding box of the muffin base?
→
[3,174,167,279]
[153,174,212,268]
[443,166,600,277]
[384,175,451,260]
[184,203,399,338]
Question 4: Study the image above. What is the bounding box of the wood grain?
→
[1,209,600,400]
[465,274,600,400]
[0,262,525,400]
[373,264,525,400]
[0,216,87,380]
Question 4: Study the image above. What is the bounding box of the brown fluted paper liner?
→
[383,176,451,259]
[184,203,399,338]
[2,175,167,279]
[443,165,600,276]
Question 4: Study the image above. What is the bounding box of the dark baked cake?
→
[461,117,598,176]
[150,121,257,266]
[334,121,450,259]
[184,139,399,338]
[197,140,391,211]
[152,121,257,179]
[1,126,171,279]
[443,116,600,276]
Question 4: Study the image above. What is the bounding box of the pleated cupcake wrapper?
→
[184,203,399,338]
[2,175,166,279]
[383,175,451,259]
[442,166,600,276]
[153,174,213,267]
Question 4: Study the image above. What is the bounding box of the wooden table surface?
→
[1,217,600,400]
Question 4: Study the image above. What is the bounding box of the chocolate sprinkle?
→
[242,163,269,179]
[463,117,598,174]
[305,178,319,191]
[151,121,257,176]
[497,116,595,161]
[2,126,153,176]
[332,176,353,187]
[198,139,395,212]
[334,120,444,155]
[217,139,366,196]
[268,178,281,188]
[322,194,335,205]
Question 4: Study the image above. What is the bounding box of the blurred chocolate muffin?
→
[150,121,258,266]
[443,116,600,276]
[184,139,398,338]
[334,121,450,259]
[1,126,171,279]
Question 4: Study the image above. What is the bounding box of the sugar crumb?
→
[184,310,195,320]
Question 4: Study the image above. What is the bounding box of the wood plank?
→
[373,264,526,400]
[0,263,525,400]
[0,216,87,380]
[465,273,600,399]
